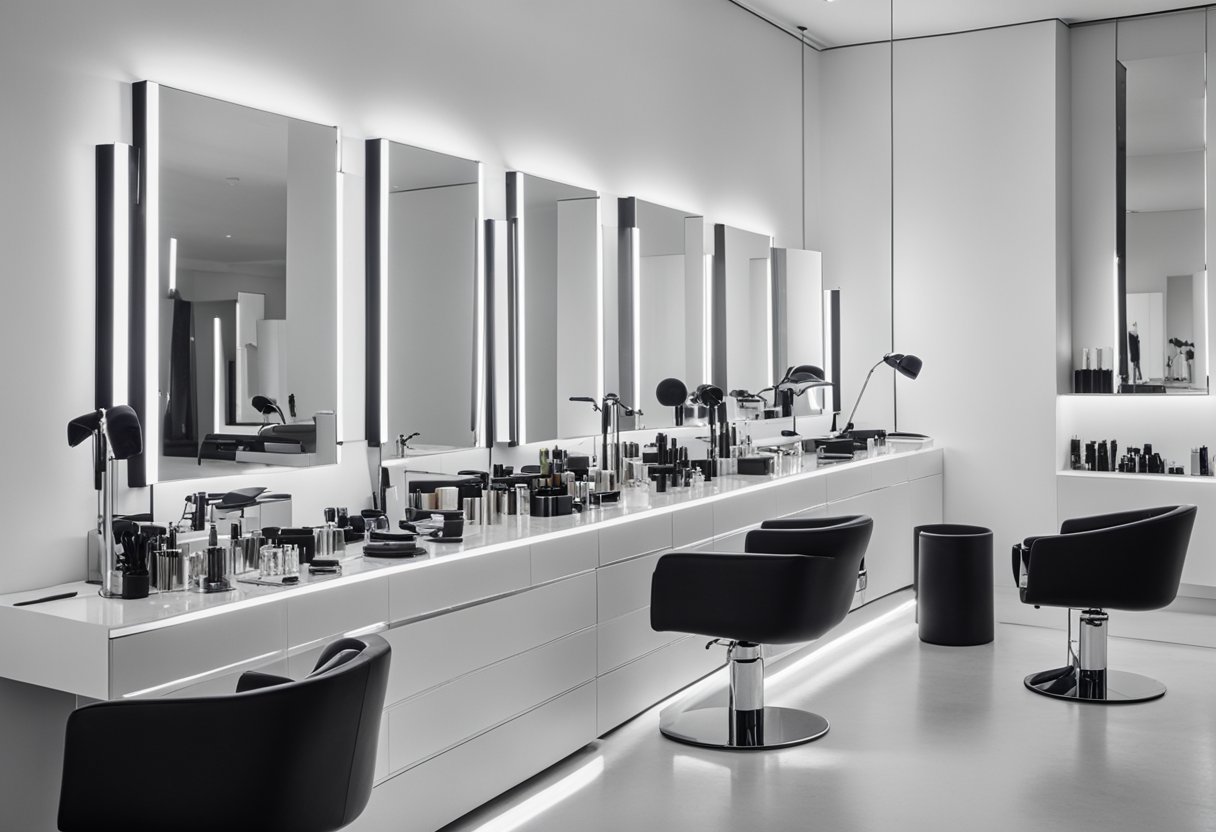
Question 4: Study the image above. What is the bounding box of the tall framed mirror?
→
[365,140,484,457]
[131,83,341,484]
[1116,11,1209,394]
[618,198,707,430]
[507,172,602,444]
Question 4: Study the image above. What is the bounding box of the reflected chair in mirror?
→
[1012,505,1195,703]
[58,636,391,832]
[650,515,872,749]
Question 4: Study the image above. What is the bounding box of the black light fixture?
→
[775,364,833,435]
[838,353,923,435]
[252,395,286,425]
[67,405,144,597]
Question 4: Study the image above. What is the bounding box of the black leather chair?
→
[58,635,391,831]
[1012,505,1195,703]
[651,515,872,749]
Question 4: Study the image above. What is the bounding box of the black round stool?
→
[914,524,994,646]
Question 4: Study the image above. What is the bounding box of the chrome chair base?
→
[1024,666,1166,703]
[659,706,829,750]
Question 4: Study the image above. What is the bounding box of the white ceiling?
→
[739,0,1211,48]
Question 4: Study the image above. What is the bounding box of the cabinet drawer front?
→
[288,576,388,650]
[772,476,828,519]
[597,606,681,674]
[388,544,530,623]
[596,636,722,735]
[597,552,663,621]
[672,503,714,549]
[387,628,595,773]
[383,572,596,705]
[908,448,943,480]
[350,684,596,832]
[110,602,286,698]
[712,489,775,538]
[599,513,672,565]
[531,530,598,584]
[824,461,875,502]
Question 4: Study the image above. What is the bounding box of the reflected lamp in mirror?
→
[839,352,922,435]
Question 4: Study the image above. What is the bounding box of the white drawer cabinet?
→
[388,544,530,623]
[599,513,671,565]
[531,529,598,584]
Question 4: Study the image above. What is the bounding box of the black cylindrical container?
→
[914,524,994,646]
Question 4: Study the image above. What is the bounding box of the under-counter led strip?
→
[468,757,604,832]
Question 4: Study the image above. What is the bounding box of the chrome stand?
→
[1024,609,1166,703]
[660,641,830,750]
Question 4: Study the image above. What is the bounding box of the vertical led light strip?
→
[629,224,638,407]
[822,288,835,411]
[334,130,345,443]
[765,241,775,384]
[212,317,223,432]
[111,147,131,406]
[167,237,177,295]
[474,166,488,443]
[377,139,389,445]
[142,83,160,483]
[516,178,528,441]
[703,252,713,381]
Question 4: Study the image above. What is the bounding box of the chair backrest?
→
[58,635,390,832]
[1025,505,1196,611]
[743,515,873,642]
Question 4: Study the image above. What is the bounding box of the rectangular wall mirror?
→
[366,140,484,457]
[507,172,602,444]
[618,198,707,429]
[132,83,340,483]
[1117,11,1209,394]
[712,223,774,417]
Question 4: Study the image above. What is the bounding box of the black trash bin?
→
[914,524,994,646]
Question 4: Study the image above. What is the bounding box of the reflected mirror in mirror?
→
[619,199,707,429]
[712,223,774,417]
[1118,12,1209,394]
[370,141,482,456]
[508,173,601,443]
[772,248,827,419]
[152,86,340,480]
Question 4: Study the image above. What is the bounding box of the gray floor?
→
[442,600,1216,832]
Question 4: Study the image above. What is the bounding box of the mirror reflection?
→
[1118,12,1209,393]
[380,142,481,455]
[157,87,339,479]
[621,199,707,429]
[712,223,774,417]
[772,248,827,418]
[508,172,602,443]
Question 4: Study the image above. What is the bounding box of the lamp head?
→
[105,405,144,460]
[655,378,688,408]
[883,353,922,380]
[252,395,286,424]
[691,384,724,408]
[67,410,103,448]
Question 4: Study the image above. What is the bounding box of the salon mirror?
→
[1117,11,1209,394]
[618,198,707,429]
[712,223,774,418]
[507,172,602,443]
[136,84,340,483]
[366,140,483,457]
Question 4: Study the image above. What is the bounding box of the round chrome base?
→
[659,707,829,750]
[1024,666,1166,703]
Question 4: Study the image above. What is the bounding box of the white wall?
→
[817,43,894,429]
[1127,209,1204,293]
[892,21,1067,555]
[0,0,802,594]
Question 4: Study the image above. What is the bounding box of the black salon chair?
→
[58,635,391,832]
[651,515,872,749]
[1013,505,1195,703]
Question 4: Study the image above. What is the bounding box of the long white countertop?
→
[0,448,941,639]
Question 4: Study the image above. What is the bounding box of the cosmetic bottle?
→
[1191,448,1200,476]
[1202,446,1211,476]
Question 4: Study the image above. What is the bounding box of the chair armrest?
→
[236,670,293,692]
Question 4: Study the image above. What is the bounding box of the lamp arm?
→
[842,357,886,434]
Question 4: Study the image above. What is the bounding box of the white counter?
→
[0,447,942,832]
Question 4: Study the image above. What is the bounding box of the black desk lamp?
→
[252,395,286,424]
[775,364,833,435]
[68,405,144,597]
[838,352,922,435]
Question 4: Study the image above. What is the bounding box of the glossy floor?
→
[442,601,1216,832]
